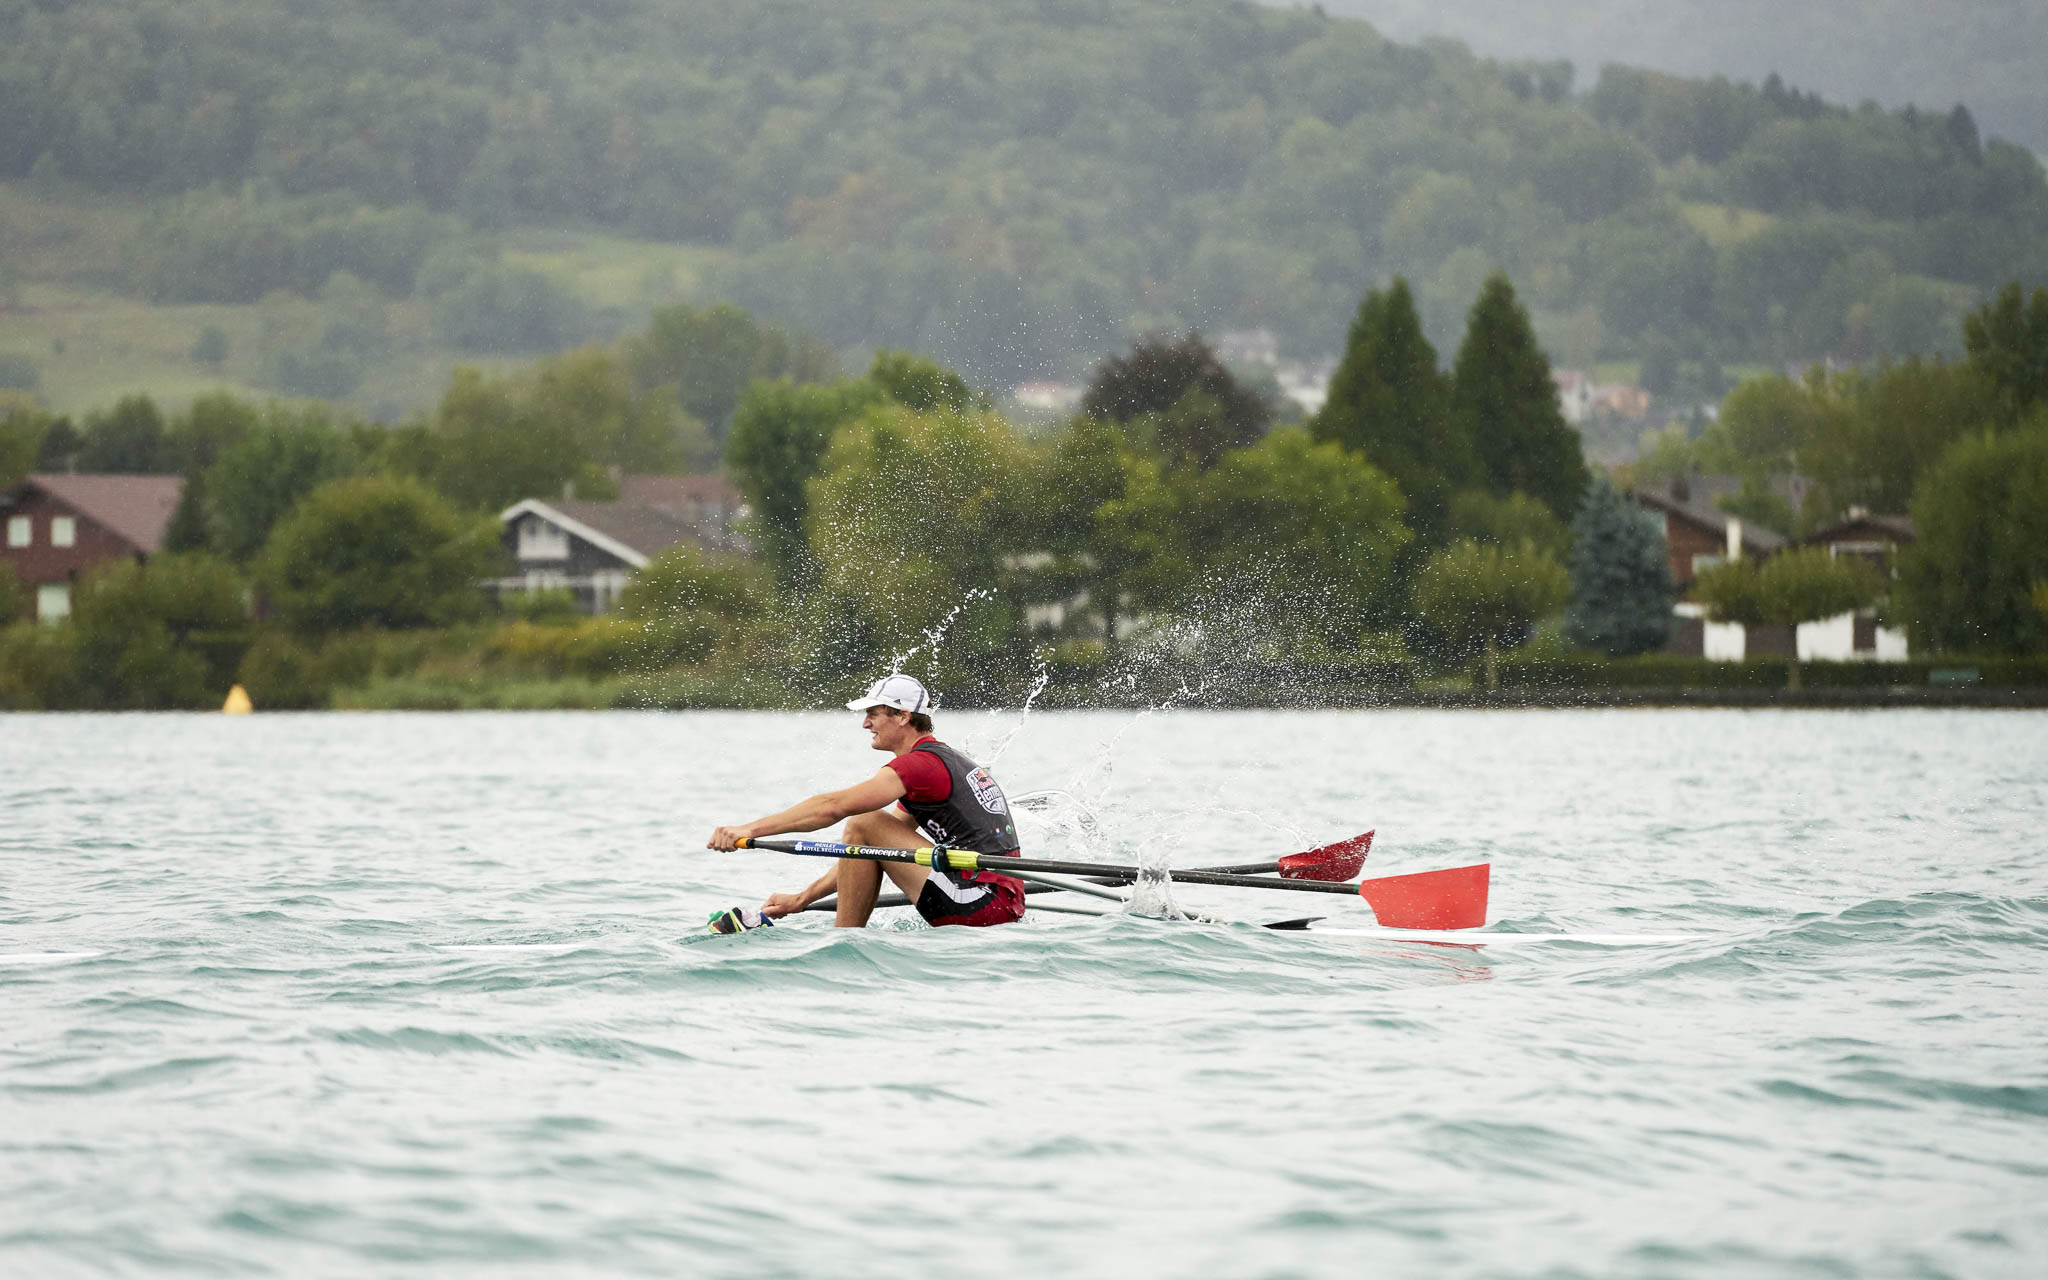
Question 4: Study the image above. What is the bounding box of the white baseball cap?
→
[846,674,933,714]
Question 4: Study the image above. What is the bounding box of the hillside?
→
[1310,0,2048,157]
[1,0,2045,413]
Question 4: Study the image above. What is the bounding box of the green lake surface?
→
[4,708,2045,1277]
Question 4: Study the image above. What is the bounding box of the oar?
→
[801,831,1375,918]
[736,837,1489,929]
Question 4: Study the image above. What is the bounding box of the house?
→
[1627,481,1789,661]
[1626,481,1788,587]
[0,473,183,622]
[1794,509,1913,662]
[497,496,720,614]
[617,474,748,552]
[1552,370,1595,425]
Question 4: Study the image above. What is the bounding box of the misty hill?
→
[1310,0,2048,157]
[1,0,2045,396]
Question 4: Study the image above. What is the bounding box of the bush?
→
[0,561,29,625]
[70,553,250,708]
[235,631,334,710]
[0,623,82,709]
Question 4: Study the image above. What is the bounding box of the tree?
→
[1,401,51,487]
[804,404,1032,686]
[1447,488,1571,560]
[1450,273,1590,522]
[1796,359,1998,521]
[618,544,769,622]
[77,396,169,473]
[1718,374,1817,481]
[423,367,599,513]
[724,376,884,588]
[1183,428,1412,646]
[34,417,82,472]
[1692,547,1881,688]
[624,302,838,445]
[521,347,713,474]
[70,553,248,708]
[1963,281,2048,425]
[259,475,498,634]
[1312,279,1467,538]
[163,392,262,553]
[1564,474,1677,656]
[1894,419,2048,655]
[207,409,358,561]
[868,350,984,415]
[191,325,230,368]
[1080,334,1271,469]
[1412,538,1571,690]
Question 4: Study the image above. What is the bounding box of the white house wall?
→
[1796,611,1910,663]
[1703,619,1746,661]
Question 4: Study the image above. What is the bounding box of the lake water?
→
[4,708,2046,1278]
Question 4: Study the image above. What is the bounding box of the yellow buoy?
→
[222,684,254,715]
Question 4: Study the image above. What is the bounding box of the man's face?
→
[861,705,903,748]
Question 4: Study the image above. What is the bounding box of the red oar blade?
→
[1277,831,1373,881]
[1358,863,1490,930]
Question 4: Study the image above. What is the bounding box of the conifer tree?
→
[1564,474,1675,656]
[1311,279,1469,539]
[1450,273,1590,521]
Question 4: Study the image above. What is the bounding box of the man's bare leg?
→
[834,811,932,927]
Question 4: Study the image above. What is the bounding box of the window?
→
[6,515,28,547]
[51,516,75,548]
[1691,553,1725,576]
[37,583,71,623]
[517,516,569,561]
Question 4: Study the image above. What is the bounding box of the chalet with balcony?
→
[498,488,735,614]
[0,473,183,622]
[1796,509,1914,661]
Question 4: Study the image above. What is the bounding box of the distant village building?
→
[497,475,747,614]
[1214,329,1280,368]
[0,473,183,623]
[1275,358,1334,415]
[1009,382,1084,417]
[1552,370,1595,425]
[1593,385,1652,422]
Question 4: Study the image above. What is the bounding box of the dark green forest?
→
[2,0,2045,388]
[1315,0,2048,157]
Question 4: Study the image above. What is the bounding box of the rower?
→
[706,675,1027,930]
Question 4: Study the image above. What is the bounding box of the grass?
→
[330,672,633,710]
[0,183,734,421]
[1681,201,1777,247]
[499,227,730,311]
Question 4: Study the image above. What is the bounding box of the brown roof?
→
[619,474,740,511]
[1805,513,1914,545]
[542,500,701,563]
[20,474,184,553]
[1626,486,1788,556]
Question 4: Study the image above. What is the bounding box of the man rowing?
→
[706,674,1027,930]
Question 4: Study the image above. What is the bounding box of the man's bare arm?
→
[707,767,908,851]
